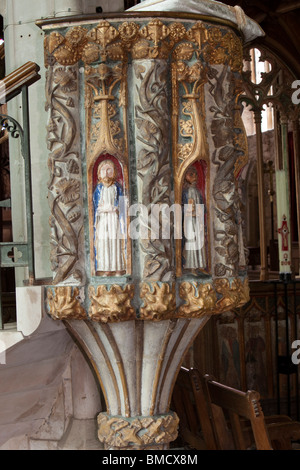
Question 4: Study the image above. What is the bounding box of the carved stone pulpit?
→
[38,0,263,450]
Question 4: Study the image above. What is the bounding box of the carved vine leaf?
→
[55,178,80,204]
[135,62,174,282]
[177,282,217,317]
[53,67,77,92]
[47,286,87,320]
[66,157,80,175]
[46,65,84,284]
[140,283,176,321]
[88,285,135,323]
[208,64,244,277]
[177,278,249,317]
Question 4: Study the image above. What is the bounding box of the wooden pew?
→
[172,367,300,450]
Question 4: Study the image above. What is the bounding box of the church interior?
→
[0,0,300,451]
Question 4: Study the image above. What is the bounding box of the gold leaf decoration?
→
[118,21,140,43]
[47,286,87,320]
[53,45,80,66]
[173,42,194,61]
[88,284,135,323]
[81,43,100,64]
[139,19,170,46]
[87,20,119,46]
[168,22,187,43]
[177,282,217,317]
[177,278,250,318]
[65,26,88,46]
[140,282,176,321]
[48,32,65,54]
[185,21,208,49]
[45,19,243,70]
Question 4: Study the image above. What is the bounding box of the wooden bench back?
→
[172,366,217,449]
[172,367,273,450]
[173,367,300,450]
[203,374,273,450]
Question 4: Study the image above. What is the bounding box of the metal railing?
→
[0,62,40,329]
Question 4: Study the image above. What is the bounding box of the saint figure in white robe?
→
[93,159,126,275]
[182,166,207,271]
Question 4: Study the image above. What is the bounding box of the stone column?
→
[54,0,84,17]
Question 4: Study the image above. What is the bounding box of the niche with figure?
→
[181,160,209,274]
[91,153,127,277]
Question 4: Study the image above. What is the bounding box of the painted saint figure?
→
[182,165,207,271]
[93,159,126,275]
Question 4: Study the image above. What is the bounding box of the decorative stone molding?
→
[177,281,217,317]
[44,19,243,70]
[125,0,264,44]
[177,277,249,317]
[47,286,87,320]
[139,282,176,321]
[46,64,85,285]
[214,277,250,312]
[46,278,249,322]
[97,411,179,450]
[88,284,135,323]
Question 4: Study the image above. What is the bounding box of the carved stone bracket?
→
[97,411,179,450]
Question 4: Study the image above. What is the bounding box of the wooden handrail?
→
[0,61,40,103]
